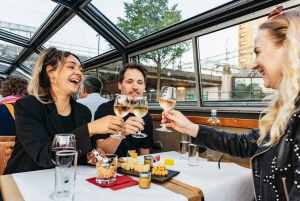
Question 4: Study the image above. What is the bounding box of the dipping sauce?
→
[144,155,153,167]
[139,171,151,189]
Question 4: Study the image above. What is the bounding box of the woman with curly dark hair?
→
[0,76,28,135]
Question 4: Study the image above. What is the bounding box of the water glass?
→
[188,143,199,166]
[207,149,222,162]
[54,150,78,201]
[96,154,118,184]
[179,132,191,160]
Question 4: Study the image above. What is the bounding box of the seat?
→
[0,136,15,175]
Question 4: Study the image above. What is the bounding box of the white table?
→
[158,151,254,201]
[4,151,254,201]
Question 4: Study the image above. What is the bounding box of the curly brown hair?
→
[0,76,28,97]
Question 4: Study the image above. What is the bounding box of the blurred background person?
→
[77,75,108,121]
[0,76,28,136]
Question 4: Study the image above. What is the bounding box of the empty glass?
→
[179,132,191,160]
[188,143,199,166]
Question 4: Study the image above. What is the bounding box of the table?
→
[0,151,254,201]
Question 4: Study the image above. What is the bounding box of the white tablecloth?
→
[12,151,254,201]
[158,151,254,201]
[12,162,187,201]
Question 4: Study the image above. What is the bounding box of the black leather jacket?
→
[193,111,300,201]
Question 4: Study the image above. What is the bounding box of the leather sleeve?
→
[290,121,300,199]
[193,125,260,158]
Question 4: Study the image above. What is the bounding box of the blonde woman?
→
[4,47,123,174]
[162,6,300,201]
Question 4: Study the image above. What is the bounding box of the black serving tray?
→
[117,167,180,183]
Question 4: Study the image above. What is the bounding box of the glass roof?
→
[43,16,115,62]
[0,62,10,73]
[92,0,232,40]
[0,0,57,39]
[0,41,23,61]
[21,52,39,74]
[10,68,31,80]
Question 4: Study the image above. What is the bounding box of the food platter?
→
[117,167,180,183]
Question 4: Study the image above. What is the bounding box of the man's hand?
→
[121,116,145,135]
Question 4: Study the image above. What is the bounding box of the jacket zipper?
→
[250,146,272,201]
[282,177,289,201]
[250,132,285,201]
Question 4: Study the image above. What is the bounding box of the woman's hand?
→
[88,115,124,136]
[86,148,105,165]
[162,110,198,138]
[121,116,144,135]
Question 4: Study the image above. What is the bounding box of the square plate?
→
[117,167,180,183]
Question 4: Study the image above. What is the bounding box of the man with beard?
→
[93,62,154,157]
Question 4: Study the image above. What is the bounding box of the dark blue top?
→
[0,104,16,136]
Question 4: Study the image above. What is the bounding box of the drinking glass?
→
[179,132,191,160]
[54,150,78,201]
[52,134,76,164]
[188,143,199,166]
[132,96,148,138]
[156,86,176,132]
[50,134,76,199]
[111,95,131,139]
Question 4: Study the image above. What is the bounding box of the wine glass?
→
[111,95,131,139]
[132,96,148,138]
[156,86,177,132]
[50,134,76,199]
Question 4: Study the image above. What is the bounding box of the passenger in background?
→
[4,47,123,174]
[162,7,300,201]
[77,75,108,121]
[94,62,154,157]
[0,76,28,136]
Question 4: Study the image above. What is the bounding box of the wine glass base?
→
[156,127,172,132]
[110,134,126,139]
[49,193,54,200]
[132,133,147,138]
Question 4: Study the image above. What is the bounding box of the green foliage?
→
[116,0,190,91]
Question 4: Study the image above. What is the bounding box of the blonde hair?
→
[258,8,300,145]
[27,47,82,104]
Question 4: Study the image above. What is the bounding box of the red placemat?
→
[86,175,138,190]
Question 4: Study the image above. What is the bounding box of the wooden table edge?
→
[0,174,24,201]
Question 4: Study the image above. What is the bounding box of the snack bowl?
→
[96,154,118,184]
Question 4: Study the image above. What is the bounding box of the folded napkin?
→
[86,175,138,190]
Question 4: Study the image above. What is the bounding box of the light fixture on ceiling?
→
[177,87,185,90]
[150,88,155,92]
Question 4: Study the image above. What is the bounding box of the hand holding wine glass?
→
[111,95,131,139]
[156,86,177,132]
[132,96,148,138]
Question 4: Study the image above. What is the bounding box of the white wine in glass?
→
[111,95,131,139]
[132,96,148,138]
[156,86,176,132]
